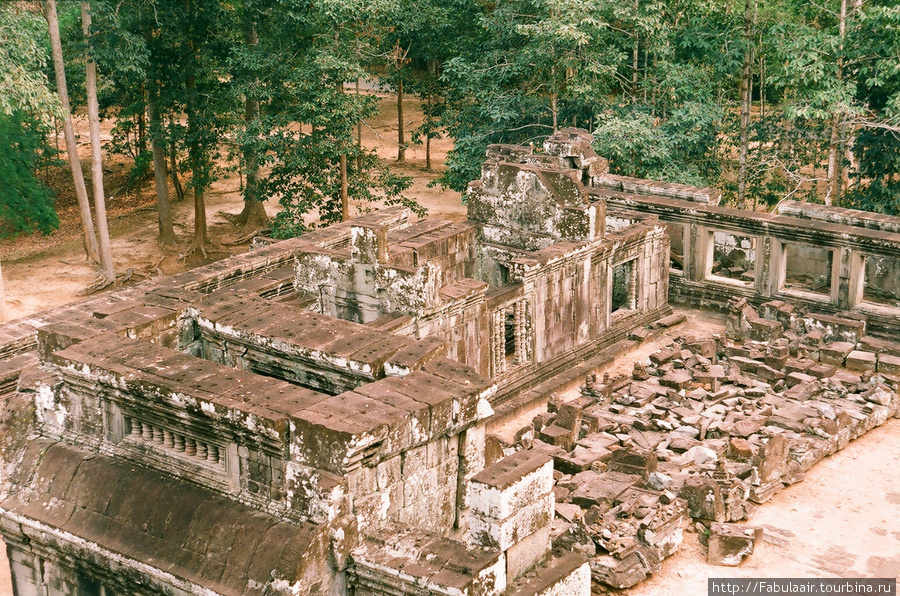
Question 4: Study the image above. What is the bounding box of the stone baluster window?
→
[491,299,532,376]
[611,259,638,313]
[124,416,224,469]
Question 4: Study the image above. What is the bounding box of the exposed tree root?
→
[221,228,271,246]
[177,241,209,263]
[221,201,270,231]
[80,262,162,295]
[81,274,115,296]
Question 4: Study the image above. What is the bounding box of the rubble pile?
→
[506,300,899,589]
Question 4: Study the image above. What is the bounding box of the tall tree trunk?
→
[340,154,349,221]
[551,92,558,132]
[148,96,176,245]
[45,0,100,263]
[233,12,269,230]
[425,93,433,171]
[185,0,207,249]
[397,78,405,162]
[169,135,186,203]
[356,79,363,172]
[737,0,756,207]
[632,0,639,102]
[825,0,848,206]
[759,46,766,120]
[137,95,147,154]
[82,2,115,284]
[0,260,7,322]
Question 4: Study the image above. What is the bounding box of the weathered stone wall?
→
[599,188,900,337]
[348,432,460,534]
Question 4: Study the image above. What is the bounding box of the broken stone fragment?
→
[707,523,763,566]
[862,384,893,407]
[728,437,756,461]
[646,471,672,491]
[678,476,725,522]
[679,445,718,466]
[551,520,596,558]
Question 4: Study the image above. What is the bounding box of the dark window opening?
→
[667,223,685,273]
[77,572,103,596]
[504,310,516,364]
[498,264,510,285]
[612,260,636,313]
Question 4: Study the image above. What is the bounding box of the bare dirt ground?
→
[628,416,900,593]
[0,92,464,322]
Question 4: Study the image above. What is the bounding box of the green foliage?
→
[0,5,60,118]
[592,101,722,186]
[232,0,419,237]
[0,5,59,238]
[0,112,59,237]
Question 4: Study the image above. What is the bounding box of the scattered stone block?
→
[729,357,761,374]
[785,371,815,388]
[650,348,678,366]
[660,369,692,391]
[877,353,900,377]
[728,438,755,461]
[553,447,610,475]
[785,357,816,374]
[646,471,672,491]
[845,350,877,372]
[755,364,785,382]
[653,314,686,329]
[820,342,855,366]
[539,425,575,451]
[707,523,763,566]
[808,363,837,379]
[557,398,592,431]
[749,318,782,342]
[570,471,641,509]
[679,476,725,522]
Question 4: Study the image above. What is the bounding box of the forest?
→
[1,0,899,288]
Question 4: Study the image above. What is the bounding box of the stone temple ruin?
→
[0,128,898,595]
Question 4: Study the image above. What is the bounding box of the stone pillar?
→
[835,246,853,308]
[466,450,554,581]
[847,251,866,308]
[491,310,506,377]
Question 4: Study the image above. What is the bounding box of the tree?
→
[228,0,269,231]
[81,1,115,286]
[0,4,60,237]
[737,0,757,206]
[45,0,100,263]
[229,0,420,239]
[844,1,900,213]
[1,3,63,320]
[0,260,6,323]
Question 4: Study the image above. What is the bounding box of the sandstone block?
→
[467,492,554,550]
[469,450,554,520]
[707,523,763,566]
[846,350,877,372]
